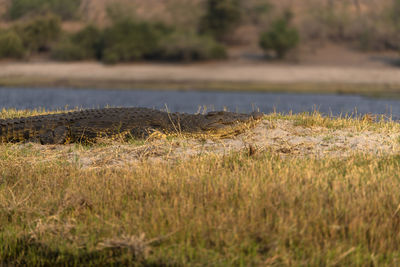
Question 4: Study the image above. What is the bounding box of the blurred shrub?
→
[8,0,81,20]
[50,25,103,61]
[158,31,227,61]
[105,3,136,24]
[71,25,103,59]
[353,21,398,51]
[48,18,226,63]
[47,0,81,20]
[259,13,299,59]
[310,5,351,42]
[199,0,242,42]
[369,0,400,51]
[300,1,400,51]
[334,1,400,51]
[101,19,170,64]
[14,14,62,53]
[50,41,86,61]
[0,30,25,59]
[388,0,400,31]
[241,1,273,26]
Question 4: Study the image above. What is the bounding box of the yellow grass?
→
[265,111,400,133]
[1,109,400,265]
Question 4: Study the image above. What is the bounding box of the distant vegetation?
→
[158,31,227,61]
[301,0,400,51]
[259,12,299,59]
[0,11,227,63]
[51,18,227,63]
[14,14,61,53]
[7,0,81,20]
[0,30,24,58]
[101,19,169,64]
[1,0,400,62]
[51,25,102,61]
[0,14,61,60]
[198,0,242,42]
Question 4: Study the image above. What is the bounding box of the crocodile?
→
[0,107,263,144]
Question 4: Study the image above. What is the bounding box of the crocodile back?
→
[0,107,263,144]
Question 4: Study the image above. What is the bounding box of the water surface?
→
[0,87,399,120]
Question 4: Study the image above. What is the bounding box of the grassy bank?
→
[1,110,400,265]
[2,149,400,265]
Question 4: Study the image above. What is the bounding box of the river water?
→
[0,87,399,120]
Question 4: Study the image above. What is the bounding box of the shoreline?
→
[1,62,400,97]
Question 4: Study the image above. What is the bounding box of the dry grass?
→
[0,107,69,119]
[1,109,400,265]
[267,111,400,133]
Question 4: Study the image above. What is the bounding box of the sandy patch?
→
[13,118,400,169]
[2,62,400,86]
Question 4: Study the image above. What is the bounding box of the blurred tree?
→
[101,18,168,63]
[243,1,273,25]
[0,30,25,59]
[7,0,81,20]
[14,14,62,53]
[198,0,242,42]
[259,11,299,59]
[389,0,400,31]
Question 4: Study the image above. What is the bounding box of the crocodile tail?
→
[0,120,6,143]
[0,116,70,144]
[0,118,33,143]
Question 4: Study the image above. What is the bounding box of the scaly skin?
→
[0,107,263,144]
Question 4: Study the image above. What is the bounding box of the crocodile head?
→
[179,111,263,138]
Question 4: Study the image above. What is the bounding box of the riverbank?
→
[3,112,398,168]
[1,62,400,97]
[1,111,400,265]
